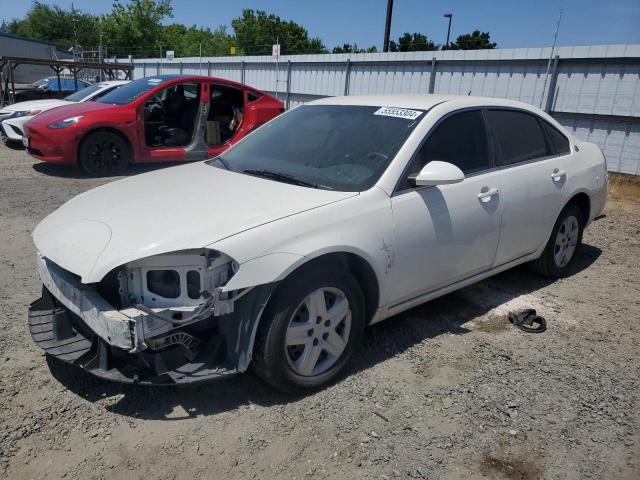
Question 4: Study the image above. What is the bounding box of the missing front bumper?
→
[28,287,235,384]
[28,281,276,385]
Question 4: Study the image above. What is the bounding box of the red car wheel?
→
[79,131,131,177]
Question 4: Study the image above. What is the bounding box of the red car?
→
[24,75,284,176]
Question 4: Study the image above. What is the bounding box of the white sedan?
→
[28,94,607,391]
[0,80,129,145]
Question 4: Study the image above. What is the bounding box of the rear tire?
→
[78,131,131,177]
[252,265,365,393]
[530,203,585,278]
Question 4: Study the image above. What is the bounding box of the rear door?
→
[487,109,570,265]
[206,83,246,158]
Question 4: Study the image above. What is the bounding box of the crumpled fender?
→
[224,251,306,291]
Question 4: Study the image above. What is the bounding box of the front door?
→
[388,109,503,305]
[138,80,207,162]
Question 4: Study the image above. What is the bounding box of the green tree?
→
[8,1,99,50]
[101,0,173,58]
[162,24,235,57]
[332,43,377,54]
[447,30,497,50]
[6,2,334,59]
[391,32,439,52]
[231,9,327,55]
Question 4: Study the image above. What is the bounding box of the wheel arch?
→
[284,251,381,326]
[77,127,134,165]
[565,191,591,224]
[226,248,382,326]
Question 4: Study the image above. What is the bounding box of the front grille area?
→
[27,146,44,157]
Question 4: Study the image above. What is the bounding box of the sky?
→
[1,0,639,51]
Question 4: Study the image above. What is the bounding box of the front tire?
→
[530,203,585,278]
[252,265,365,393]
[78,131,131,177]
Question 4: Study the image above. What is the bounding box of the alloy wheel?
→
[553,215,579,267]
[284,287,352,377]
[88,139,123,174]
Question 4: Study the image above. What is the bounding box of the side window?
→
[541,121,571,156]
[487,110,547,166]
[182,83,199,99]
[402,110,490,189]
[247,91,262,102]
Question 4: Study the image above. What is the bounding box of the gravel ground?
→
[0,143,638,480]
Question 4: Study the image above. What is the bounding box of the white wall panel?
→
[122,44,640,174]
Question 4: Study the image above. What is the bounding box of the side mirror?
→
[411,161,465,186]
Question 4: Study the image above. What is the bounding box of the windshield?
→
[64,84,104,102]
[98,77,166,105]
[33,78,89,91]
[208,104,424,192]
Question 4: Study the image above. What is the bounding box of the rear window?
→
[64,84,104,102]
[487,110,548,166]
[541,121,570,156]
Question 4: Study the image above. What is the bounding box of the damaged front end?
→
[28,249,275,385]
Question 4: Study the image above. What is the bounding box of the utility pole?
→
[72,2,79,60]
[98,29,104,81]
[383,0,393,52]
[444,13,453,48]
[275,36,279,101]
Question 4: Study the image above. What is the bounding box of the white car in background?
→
[0,80,130,145]
[28,94,607,392]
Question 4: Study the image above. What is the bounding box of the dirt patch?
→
[480,454,543,480]
[609,172,640,201]
[0,145,639,480]
[473,314,511,333]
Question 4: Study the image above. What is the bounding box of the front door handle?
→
[477,187,499,203]
[551,169,567,182]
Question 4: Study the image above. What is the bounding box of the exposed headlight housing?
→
[115,249,236,310]
[48,115,83,129]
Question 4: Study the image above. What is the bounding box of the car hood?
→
[0,99,73,114]
[26,101,117,127]
[33,162,357,283]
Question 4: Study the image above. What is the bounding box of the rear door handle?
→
[551,169,567,182]
[477,187,499,203]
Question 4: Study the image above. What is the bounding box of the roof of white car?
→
[310,93,541,112]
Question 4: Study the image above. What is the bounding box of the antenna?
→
[540,7,563,109]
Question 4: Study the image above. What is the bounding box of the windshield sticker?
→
[374,107,422,120]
